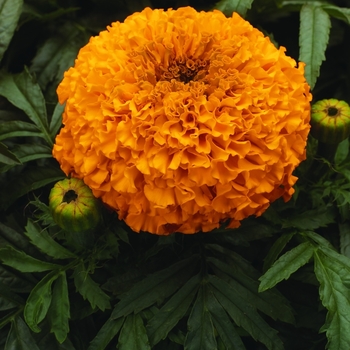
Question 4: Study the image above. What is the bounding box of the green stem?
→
[307,141,339,182]
[316,141,339,163]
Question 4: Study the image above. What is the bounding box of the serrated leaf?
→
[208,257,294,324]
[5,316,40,350]
[210,275,284,350]
[0,0,23,62]
[259,241,315,292]
[30,22,87,90]
[24,270,60,333]
[214,220,276,247]
[206,287,245,350]
[73,262,110,311]
[50,102,64,139]
[0,263,35,293]
[0,120,43,141]
[147,274,201,346]
[282,206,335,230]
[111,255,199,320]
[0,166,65,210]
[303,230,337,251]
[323,4,350,25]
[24,219,77,260]
[0,68,52,145]
[263,231,296,272]
[184,285,217,350]
[314,249,350,350]
[88,317,125,350]
[299,2,331,89]
[214,0,254,17]
[0,280,24,311]
[0,222,39,257]
[12,143,52,163]
[0,142,21,165]
[339,222,350,260]
[0,246,61,273]
[317,246,350,286]
[118,314,151,350]
[47,272,70,343]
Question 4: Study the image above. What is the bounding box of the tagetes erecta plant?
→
[53,7,311,235]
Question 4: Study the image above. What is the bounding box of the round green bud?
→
[49,178,100,233]
[311,99,350,144]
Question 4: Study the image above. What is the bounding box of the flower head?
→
[53,7,311,235]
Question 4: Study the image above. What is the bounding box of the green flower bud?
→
[311,99,350,144]
[49,178,100,233]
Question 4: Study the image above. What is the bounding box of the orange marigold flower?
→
[53,7,311,235]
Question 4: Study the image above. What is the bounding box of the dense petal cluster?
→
[53,7,311,235]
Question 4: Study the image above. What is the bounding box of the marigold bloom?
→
[53,7,311,235]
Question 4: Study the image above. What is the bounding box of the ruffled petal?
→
[53,6,311,235]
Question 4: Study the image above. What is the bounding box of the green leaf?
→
[11,143,52,163]
[299,2,331,89]
[118,314,151,350]
[214,0,254,17]
[114,226,130,245]
[322,4,350,25]
[22,5,80,23]
[24,270,60,332]
[0,120,43,141]
[0,246,61,273]
[111,256,199,320]
[0,0,23,62]
[73,262,111,311]
[88,317,125,350]
[184,285,217,350]
[0,142,21,165]
[282,206,335,230]
[314,249,350,350]
[0,221,38,256]
[0,68,52,145]
[208,257,294,324]
[24,219,77,260]
[147,274,201,346]
[303,230,337,251]
[210,275,284,350]
[30,22,87,90]
[0,262,35,293]
[50,102,64,139]
[206,286,245,350]
[334,138,349,165]
[47,272,70,343]
[5,316,40,350]
[317,246,350,283]
[259,241,315,292]
[0,280,24,310]
[339,222,350,260]
[263,231,296,272]
[215,220,276,247]
[0,166,65,210]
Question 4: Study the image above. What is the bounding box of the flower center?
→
[63,189,78,203]
[327,107,339,117]
[156,58,209,83]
